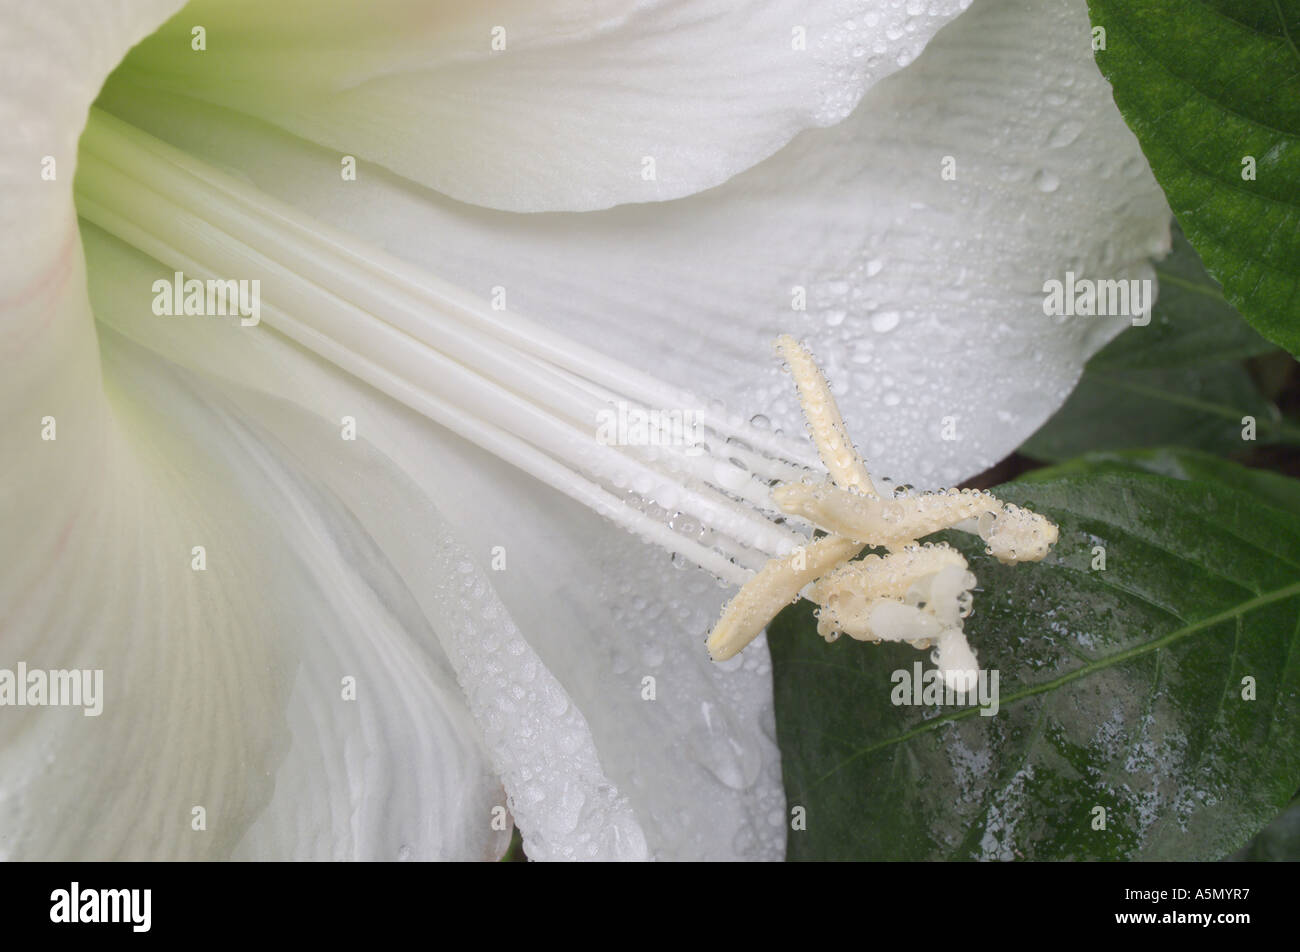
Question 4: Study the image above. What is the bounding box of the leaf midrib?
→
[1153,266,1226,302]
[1271,0,1300,66]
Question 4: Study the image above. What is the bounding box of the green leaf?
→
[1229,797,1300,860]
[1088,231,1274,372]
[1021,364,1291,461]
[770,457,1300,860]
[1020,447,1300,515]
[1086,0,1300,356]
[1022,230,1298,460]
[499,825,526,862]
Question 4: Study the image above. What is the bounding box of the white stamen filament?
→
[74,109,819,584]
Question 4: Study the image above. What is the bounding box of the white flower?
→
[0,0,1170,860]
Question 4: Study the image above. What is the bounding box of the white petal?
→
[85,223,780,860]
[107,0,1171,490]
[0,0,182,276]
[94,326,511,860]
[105,0,972,211]
[4,290,511,860]
[1,0,184,495]
[1,1,506,860]
[200,384,649,862]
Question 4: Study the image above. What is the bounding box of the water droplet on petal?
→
[871,310,901,333]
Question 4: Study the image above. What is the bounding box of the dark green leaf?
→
[771,460,1300,860]
[1088,231,1274,372]
[1087,0,1300,355]
[499,825,526,862]
[1021,363,1293,461]
[1228,797,1300,860]
[1020,447,1300,515]
[1022,228,1298,460]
